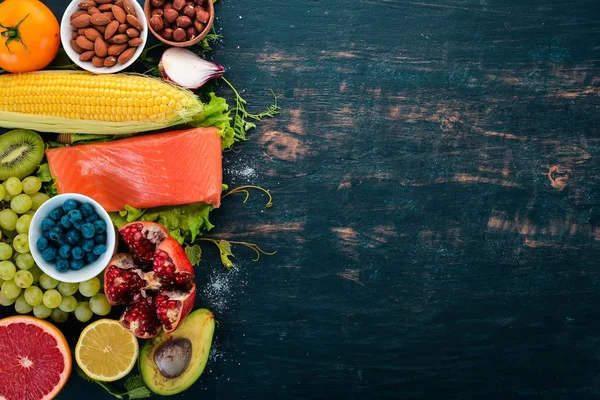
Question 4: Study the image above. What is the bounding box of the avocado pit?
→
[154,338,192,379]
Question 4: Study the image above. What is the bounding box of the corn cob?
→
[0,71,204,135]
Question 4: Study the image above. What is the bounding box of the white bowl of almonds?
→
[61,0,148,73]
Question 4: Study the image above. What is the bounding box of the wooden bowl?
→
[144,0,214,47]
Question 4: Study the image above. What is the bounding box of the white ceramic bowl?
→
[60,0,148,74]
[29,193,116,283]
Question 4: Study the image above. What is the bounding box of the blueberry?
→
[60,215,73,229]
[80,222,95,239]
[82,239,95,252]
[93,219,106,234]
[92,244,106,256]
[94,234,106,245]
[72,246,84,260]
[36,237,49,251]
[63,199,78,212]
[48,226,63,242]
[86,252,99,264]
[49,208,64,221]
[56,259,69,272]
[58,244,72,259]
[73,220,83,231]
[42,246,57,261]
[70,259,85,270]
[67,209,82,223]
[86,213,99,222]
[80,203,94,217]
[41,218,55,231]
[66,230,82,245]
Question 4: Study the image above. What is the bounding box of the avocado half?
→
[140,309,215,396]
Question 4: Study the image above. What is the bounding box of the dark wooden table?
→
[7,0,600,398]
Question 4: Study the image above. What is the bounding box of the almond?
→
[92,56,106,67]
[126,27,140,38]
[87,6,100,14]
[70,39,85,54]
[104,20,119,39]
[79,51,95,61]
[96,0,114,4]
[111,5,127,23]
[78,1,97,10]
[71,13,91,28]
[118,23,128,33]
[75,35,94,50]
[102,11,115,21]
[126,14,143,31]
[71,31,79,40]
[78,28,87,35]
[71,10,88,20]
[95,25,107,34]
[117,47,136,64]
[84,27,102,41]
[109,34,129,44]
[122,0,135,15]
[128,37,143,47]
[115,0,123,7]
[90,13,111,25]
[108,43,128,56]
[104,56,118,67]
[98,4,112,11]
[94,37,108,57]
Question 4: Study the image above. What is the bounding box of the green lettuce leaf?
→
[110,202,214,244]
[36,163,59,197]
[191,92,234,150]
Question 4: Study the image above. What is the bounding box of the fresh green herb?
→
[198,238,276,269]
[185,243,202,265]
[220,77,281,144]
[137,43,165,77]
[76,366,152,399]
[221,185,273,208]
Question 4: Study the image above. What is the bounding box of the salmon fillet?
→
[46,128,222,212]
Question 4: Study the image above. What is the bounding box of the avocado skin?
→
[139,309,215,396]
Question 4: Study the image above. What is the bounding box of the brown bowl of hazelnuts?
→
[144,0,214,46]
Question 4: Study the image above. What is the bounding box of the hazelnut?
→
[172,27,186,42]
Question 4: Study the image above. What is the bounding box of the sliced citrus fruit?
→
[75,318,139,382]
[0,315,72,400]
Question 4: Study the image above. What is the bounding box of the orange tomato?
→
[0,0,60,73]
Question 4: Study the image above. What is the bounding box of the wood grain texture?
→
[2,0,600,398]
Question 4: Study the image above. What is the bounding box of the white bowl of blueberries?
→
[29,194,116,283]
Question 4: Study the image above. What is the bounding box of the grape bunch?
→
[0,176,112,323]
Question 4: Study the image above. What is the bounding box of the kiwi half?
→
[0,130,45,180]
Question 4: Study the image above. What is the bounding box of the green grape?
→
[24,286,43,306]
[33,304,52,319]
[1,280,21,299]
[14,294,33,314]
[39,273,58,290]
[15,214,32,234]
[22,177,42,195]
[29,265,42,283]
[0,261,16,280]
[42,289,62,309]
[57,282,79,296]
[0,184,5,201]
[15,253,34,270]
[89,293,111,316]
[50,308,68,323]
[0,209,18,231]
[30,192,50,211]
[11,194,32,214]
[0,243,12,261]
[59,295,77,313]
[74,301,93,323]
[79,277,101,297]
[4,177,22,196]
[12,234,29,254]
[0,292,17,306]
[13,270,33,288]
[24,210,35,217]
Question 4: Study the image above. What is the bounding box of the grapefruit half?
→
[0,316,72,400]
